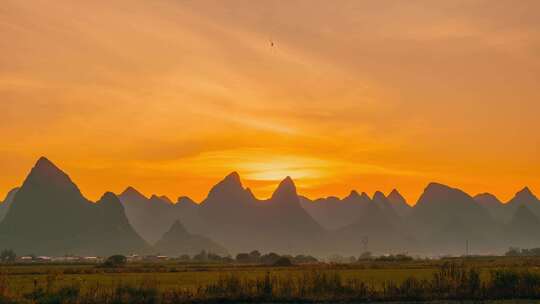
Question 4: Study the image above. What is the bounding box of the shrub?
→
[103,255,127,268]
[193,250,208,261]
[272,257,293,267]
[293,254,318,264]
[0,250,16,263]
[235,253,251,263]
[113,281,159,304]
[260,253,281,265]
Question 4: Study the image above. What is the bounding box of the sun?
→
[232,152,331,182]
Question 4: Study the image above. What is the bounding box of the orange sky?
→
[1,0,539,204]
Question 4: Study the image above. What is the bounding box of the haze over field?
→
[1,0,539,204]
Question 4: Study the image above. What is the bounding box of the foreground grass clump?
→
[3,261,540,303]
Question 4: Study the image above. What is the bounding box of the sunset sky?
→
[1,0,539,204]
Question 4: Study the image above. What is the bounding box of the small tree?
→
[359,251,372,260]
[235,253,251,263]
[207,253,223,262]
[0,249,16,263]
[293,254,318,264]
[261,253,281,265]
[103,254,127,267]
[505,247,521,257]
[193,250,208,261]
[179,254,191,261]
[249,250,261,262]
[273,256,293,267]
[528,248,540,256]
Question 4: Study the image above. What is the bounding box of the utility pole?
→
[466,240,469,257]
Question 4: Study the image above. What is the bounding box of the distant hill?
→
[198,172,255,223]
[154,220,227,256]
[300,190,415,255]
[176,196,198,211]
[505,187,540,220]
[505,205,540,248]
[173,196,205,235]
[197,173,324,254]
[334,196,416,255]
[409,183,503,254]
[372,191,401,219]
[299,190,371,230]
[474,193,505,222]
[81,192,151,255]
[196,172,260,251]
[118,187,176,244]
[387,189,411,217]
[118,187,205,245]
[1,156,539,256]
[0,187,19,223]
[257,177,325,253]
[0,157,149,256]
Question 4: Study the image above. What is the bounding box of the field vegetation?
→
[3,255,540,303]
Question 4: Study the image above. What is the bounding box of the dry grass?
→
[3,257,540,303]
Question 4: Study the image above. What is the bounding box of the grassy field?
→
[3,257,540,303]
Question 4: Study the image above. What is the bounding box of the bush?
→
[193,250,208,261]
[103,255,127,268]
[0,250,16,263]
[293,254,318,264]
[375,254,413,262]
[260,253,281,265]
[272,257,293,267]
[113,282,159,304]
[358,251,372,260]
[178,254,191,261]
[7,259,540,302]
[235,253,251,263]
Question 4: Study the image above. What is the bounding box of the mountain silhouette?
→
[0,157,149,255]
[387,189,411,217]
[475,193,503,207]
[176,196,198,209]
[410,183,502,254]
[300,189,417,254]
[80,192,150,255]
[334,196,416,255]
[505,205,540,248]
[118,188,207,246]
[299,190,372,230]
[300,196,340,230]
[159,195,173,204]
[505,187,540,220]
[412,183,491,230]
[1,157,539,256]
[171,196,205,233]
[258,177,324,253]
[196,172,260,251]
[372,191,400,218]
[118,188,177,244]
[269,176,297,202]
[197,173,323,253]
[198,172,253,219]
[474,193,505,222]
[0,187,19,223]
[154,220,227,256]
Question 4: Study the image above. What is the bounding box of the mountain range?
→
[1,157,539,257]
[195,174,324,253]
[0,158,149,256]
[154,220,227,256]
